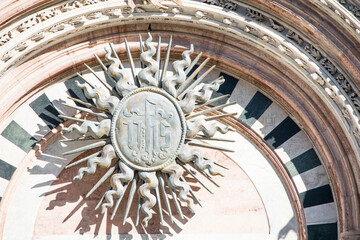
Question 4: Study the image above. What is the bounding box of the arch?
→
[0,0,359,239]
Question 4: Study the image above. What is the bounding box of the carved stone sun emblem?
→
[60,33,235,227]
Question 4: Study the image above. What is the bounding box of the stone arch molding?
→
[0,0,359,239]
[0,0,360,148]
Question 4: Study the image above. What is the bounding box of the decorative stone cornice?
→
[337,0,360,25]
[0,0,359,158]
[319,0,360,36]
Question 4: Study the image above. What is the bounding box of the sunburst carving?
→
[60,33,235,227]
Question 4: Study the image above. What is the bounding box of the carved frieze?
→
[261,35,277,46]
[320,58,337,75]
[1,52,13,62]
[0,0,359,147]
[304,44,322,60]
[321,0,360,35]
[338,0,360,20]
[336,74,352,93]
[286,30,304,46]
[202,0,237,10]
[105,8,122,16]
[246,8,264,22]
[269,19,284,32]
[0,32,12,47]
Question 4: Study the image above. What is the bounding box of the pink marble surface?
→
[33,149,269,237]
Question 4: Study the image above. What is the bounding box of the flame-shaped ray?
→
[101,161,134,213]
[178,144,222,176]
[59,36,235,229]
[162,45,194,96]
[179,78,225,114]
[162,161,194,212]
[186,116,234,138]
[138,33,159,87]
[104,47,137,96]
[76,81,119,114]
[138,171,158,227]
[62,119,111,138]
[73,144,116,180]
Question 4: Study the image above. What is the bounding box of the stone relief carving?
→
[87,11,103,19]
[31,32,45,42]
[311,73,325,86]
[286,30,304,46]
[194,10,213,19]
[353,127,360,139]
[321,0,360,35]
[304,44,322,60]
[60,34,234,227]
[171,7,181,14]
[295,58,309,70]
[246,8,264,22]
[69,16,87,25]
[342,107,351,119]
[261,35,277,46]
[0,32,12,47]
[350,95,360,111]
[320,58,337,75]
[336,74,352,93]
[244,26,258,35]
[14,42,28,52]
[105,8,122,16]
[0,0,359,142]
[227,6,360,141]
[1,51,13,62]
[48,24,66,33]
[269,19,284,32]
[126,0,182,10]
[202,0,237,10]
[222,18,232,25]
[338,0,360,20]
[277,45,293,57]
[222,0,237,11]
[0,0,183,50]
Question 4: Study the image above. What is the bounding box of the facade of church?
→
[0,0,359,239]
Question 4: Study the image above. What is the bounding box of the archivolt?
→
[0,0,359,238]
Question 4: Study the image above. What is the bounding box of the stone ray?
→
[73,144,116,181]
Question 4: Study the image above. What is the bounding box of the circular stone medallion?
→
[111,87,186,171]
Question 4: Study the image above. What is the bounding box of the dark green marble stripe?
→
[64,76,94,108]
[29,93,63,129]
[239,91,272,127]
[186,64,199,78]
[1,121,37,152]
[264,117,301,149]
[179,65,200,98]
[285,148,322,177]
[210,72,238,106]
[308,223,337,240]
[0,159,16,180]
[300,185,334,208]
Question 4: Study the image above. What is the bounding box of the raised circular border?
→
[110,86,187,172]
